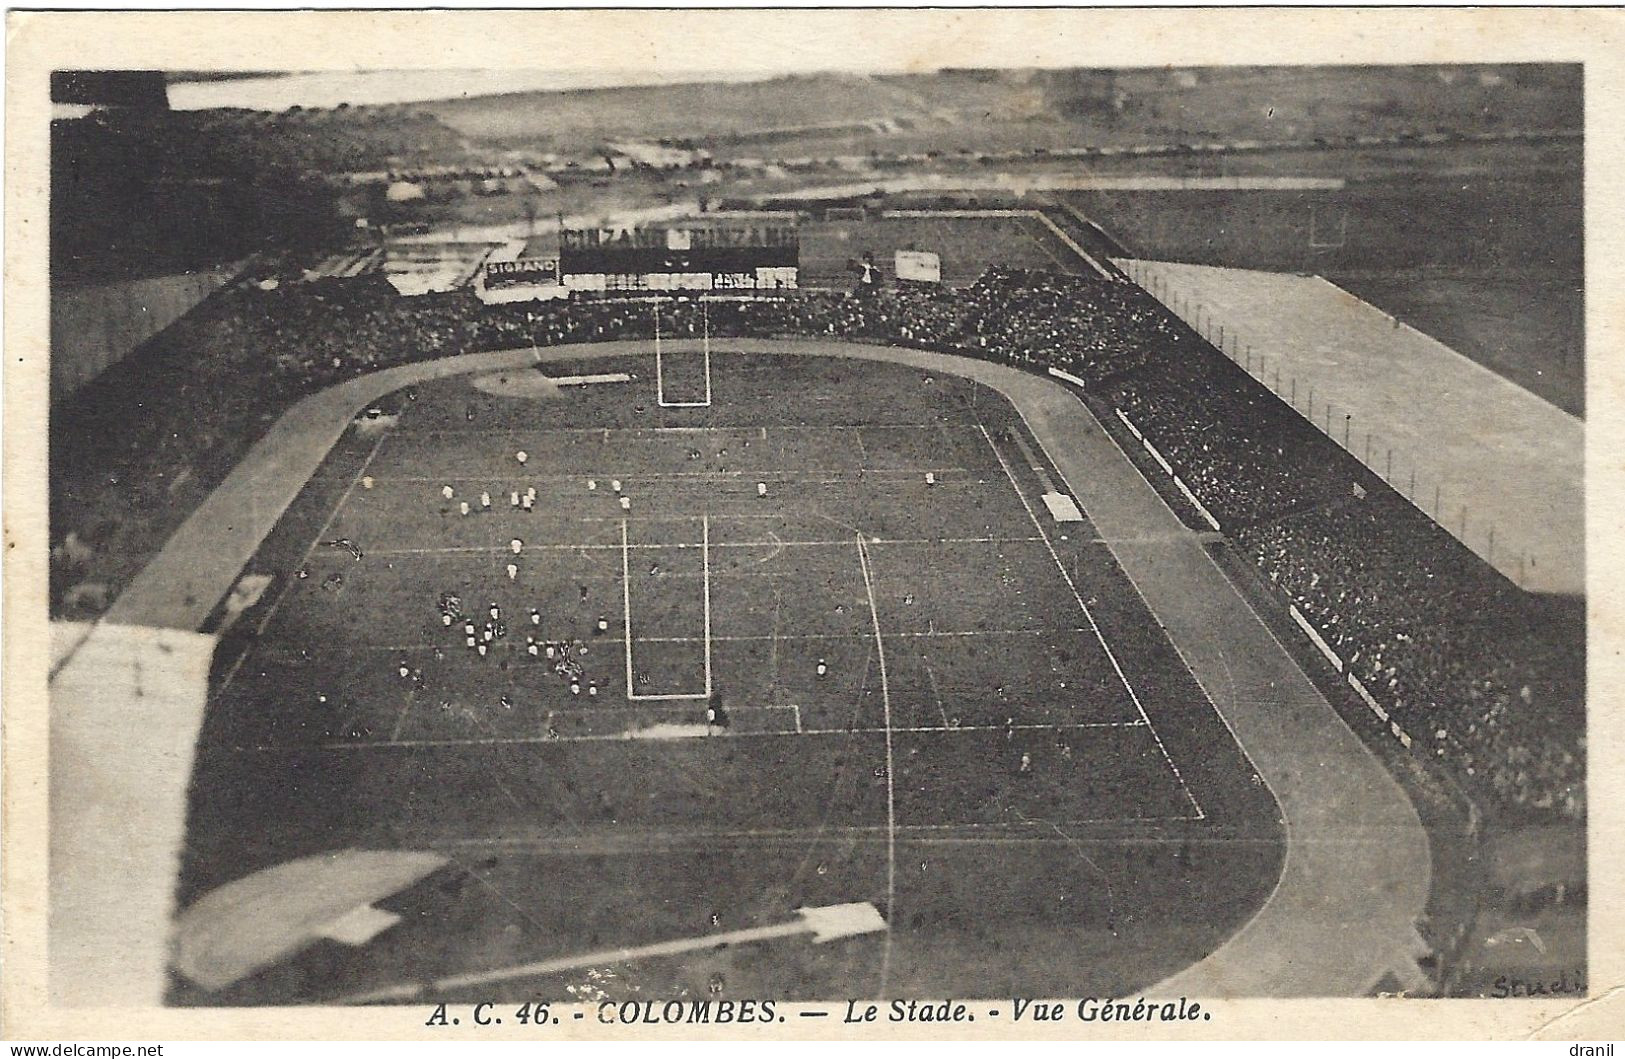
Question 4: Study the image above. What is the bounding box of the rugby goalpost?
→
[652,295,713,408]
[621,515,713,701]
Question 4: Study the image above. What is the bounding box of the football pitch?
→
[180,350,1282,1005]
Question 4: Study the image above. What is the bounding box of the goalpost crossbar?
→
[654,296,714,408]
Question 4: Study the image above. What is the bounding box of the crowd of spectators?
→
[49,264,1584,819]
[1107,348,1351,526]
[1238,496,1583,818]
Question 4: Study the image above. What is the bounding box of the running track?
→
[96,338,1431,997]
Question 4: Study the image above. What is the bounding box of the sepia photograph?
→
[4,7,1619,1043]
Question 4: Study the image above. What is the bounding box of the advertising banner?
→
[895,249,942,283]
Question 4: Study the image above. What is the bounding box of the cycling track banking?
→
[101,337,1432,998]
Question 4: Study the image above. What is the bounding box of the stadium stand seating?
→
[49,266,1584,821]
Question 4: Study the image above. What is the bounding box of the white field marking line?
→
[370,468,973,483]
[394,424,951,438]
[497,703,802,722]
[703,303,713,405]
[365,532,1092,558]
[361,628,1095,651]
[275,719,1149,753]
[438,825,1243,853]
[702,514,714,697]
[1008,429,1060,495]
[979,424,1206,821]
[368,535,1046,556]
[922,657,951,728]
[622,515,713,702]
[653,297,664,402]
[211,431,389,700]
[854,532,899,1000]
[768,584,783,695]
[759,530,786,566]
[853,427,872,467]
[621,518,635,699]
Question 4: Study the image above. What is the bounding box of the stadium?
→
[42,63,1585,1011]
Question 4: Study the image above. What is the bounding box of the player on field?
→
[442,485,455,500]
[480,491,492,511]
[507,562,519,581]
[706,690,729,730]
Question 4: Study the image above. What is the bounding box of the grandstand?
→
[46,201,1583,1007]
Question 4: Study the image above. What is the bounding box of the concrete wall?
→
[50,267,238,403]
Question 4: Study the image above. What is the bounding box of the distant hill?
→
[422,73,921,152]
[422,64,1579,157]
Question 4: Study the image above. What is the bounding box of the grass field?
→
[178,351,1281,1005]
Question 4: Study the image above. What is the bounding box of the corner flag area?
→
[1119,260,1583,595]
